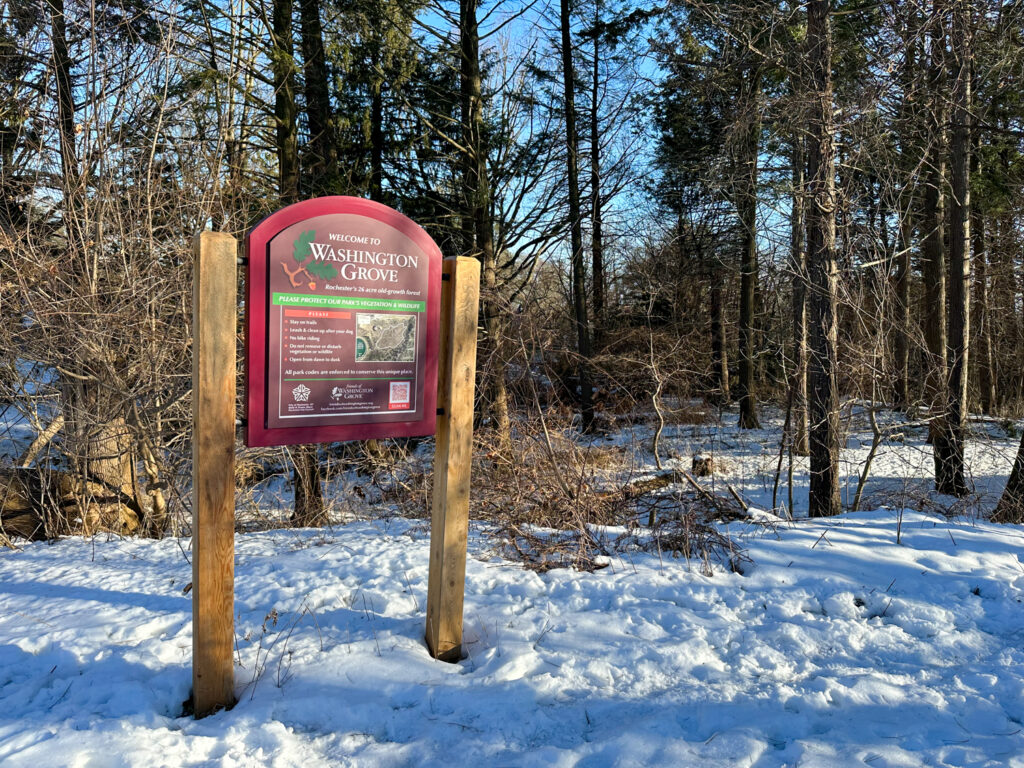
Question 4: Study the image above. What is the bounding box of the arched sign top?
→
[245,196,442,447]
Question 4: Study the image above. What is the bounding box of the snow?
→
[2,507,1024,767]
[3,405,1024,766]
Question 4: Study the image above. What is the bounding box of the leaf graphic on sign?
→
[307,260,338,279]
[293,230,316,262]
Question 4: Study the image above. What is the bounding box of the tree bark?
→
[49,0,141,529]
[991,192,1016,410]
[272,0,300,205]
[560,0,594,431]
[890,5,919,410]
[934,0,970,497]
[806,0,841,518]
[50,0,78,246]
[370,65,384,202]
[974,215,995,415]
[893,213,912,407]
[970,131,995,415]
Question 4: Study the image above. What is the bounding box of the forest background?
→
[3,0,1024,549]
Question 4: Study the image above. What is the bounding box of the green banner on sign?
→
[272,292,426,313]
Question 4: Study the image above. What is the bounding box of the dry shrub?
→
[376,425,750,573]
[500,522,612,573]
[644,507,749,577]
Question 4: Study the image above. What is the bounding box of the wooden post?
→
[192,232,237,716]
[426,256,480,661]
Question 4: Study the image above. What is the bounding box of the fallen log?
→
[0,467,140,540]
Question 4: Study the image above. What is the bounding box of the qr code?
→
[389,381,411,409]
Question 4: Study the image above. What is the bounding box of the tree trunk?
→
[934,0,970,497]
[737,73,761,430]
[272,0,299,205]
[590,4,606,344]
[791,136,809,455]
[50,0,79,249]
[461,0,509,440]
[893,212,912,407]
[891,7,918,410]
[994,432,1024,523]
[370,66,384,202]
[974,216,995,415]
[274,0,324,525]
[922,1,947,441]
[299,0,337,193]
[560,0,594,431]
[50,0,141,530]
[806,0,841,518]
[991,206,1016,410]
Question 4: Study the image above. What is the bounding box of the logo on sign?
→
[281,230,338,290]
[389,381,411,410]
[292,384,312,402]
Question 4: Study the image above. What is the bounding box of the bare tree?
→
[790,135,809,455]
[921,2,947,438]
[933,0,971,497]
[736,68,762,430]
[806,0,840,518]
[560,0,595,431]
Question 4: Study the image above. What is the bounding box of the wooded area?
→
[3,0,1024,541]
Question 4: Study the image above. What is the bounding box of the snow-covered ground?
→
[3,408,1024,766]
[597,404,1022,520]
[2,508,1024,767]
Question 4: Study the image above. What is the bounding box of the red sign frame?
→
[245,196,441,447]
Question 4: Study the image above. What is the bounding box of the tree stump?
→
[692,455,715,477]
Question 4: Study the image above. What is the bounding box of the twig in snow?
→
[401,570,419,612]
[533,619,552,650]
[362,593,382,657]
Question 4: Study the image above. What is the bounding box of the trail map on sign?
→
[355,313,416,362]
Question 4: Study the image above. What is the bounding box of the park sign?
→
[245,196,441,447]
[192,209,477,715]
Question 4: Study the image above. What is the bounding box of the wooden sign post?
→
[425,256,480,662]
[191,232,237,717]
